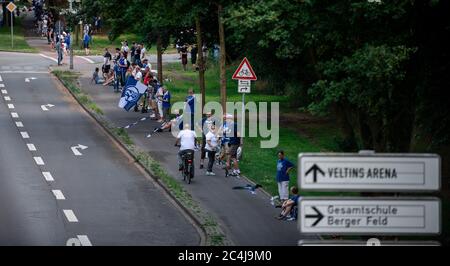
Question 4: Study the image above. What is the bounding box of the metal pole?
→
[241,92,245,145]
[11,11,14,48]
[70,36,74,70]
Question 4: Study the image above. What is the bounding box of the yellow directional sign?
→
[6,2,17,13]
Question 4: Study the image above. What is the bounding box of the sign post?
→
[6,2,17,49]
[232,58,257,141]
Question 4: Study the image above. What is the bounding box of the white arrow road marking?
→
[4,96,11,101]
[15,121,24,128]
[27,143,37,151]
[52,190,66,200]
[20,132,30,139]
[63,210,78,222]
[1,89,7,94]
[7,104,14,109]
[11,112,19,118]
[42,172,54,182]
[33,157,45,166]
[71,144,88,156]
[41,104,55,111]
[25,78,30,83]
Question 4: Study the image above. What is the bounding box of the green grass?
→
[164,62,288,106]
[72,33,177,56]
[0,17,37,53]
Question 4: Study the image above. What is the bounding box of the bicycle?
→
[181,150,195,184]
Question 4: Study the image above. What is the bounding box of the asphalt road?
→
[0,52,200,246]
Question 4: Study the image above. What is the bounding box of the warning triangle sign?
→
[232,57,257,81]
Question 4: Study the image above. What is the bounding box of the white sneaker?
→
[209,172,216,176]
[206,172,211,176]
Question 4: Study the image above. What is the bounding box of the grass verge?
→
[0,17,38,53]
[52,70,229,246]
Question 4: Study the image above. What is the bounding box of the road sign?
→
[298,240,441,246]
[6,2,17,13]
[232,57,257,81]
[298,198,441,235]
[238,80,251,94]
[298,153,441,192]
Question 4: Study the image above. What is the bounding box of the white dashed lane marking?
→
[52,190,66,200]
[20,132,30,139]
[42,172,55,182]
[77,235,93,246]
[15,121,24,128]
[0,84,4,88]
[63,210,79,223]
[11,112,19,118]
[1,90,6,94]
[7,104,14,109]
[4,96,10,101]
[27,143,37,151]
[33,157,45,166]
[0,75,2,82]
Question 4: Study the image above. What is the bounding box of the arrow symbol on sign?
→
[41,104,55,111]
[305,207,324,227]
[71,144,88,156]
[305,164,325,183]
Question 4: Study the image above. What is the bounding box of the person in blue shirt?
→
[276,186,300,220]
[276,150,295,201]
[162,87,171,121]
[83,33,91,55]
[185,89,196,130]
[65,33,71,51]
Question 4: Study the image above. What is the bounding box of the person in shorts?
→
[276,150,295,202]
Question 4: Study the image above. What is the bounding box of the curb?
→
[51,68,234,246]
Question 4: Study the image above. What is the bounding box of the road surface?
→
[0,52,200,246]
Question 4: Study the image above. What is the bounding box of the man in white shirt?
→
[205,125,218,176]
[176,124,198,171]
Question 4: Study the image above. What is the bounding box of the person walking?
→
[162,87,171,122]
[205,124,218,176]
[181,45,188,71]
[276,151,295,202]
[199,111,217,169]
[56,36,63,66]
[83,32,91,55]
[185,89,196,130]
[103,48,112,79]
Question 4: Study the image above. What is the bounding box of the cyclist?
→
[175,124,198,172]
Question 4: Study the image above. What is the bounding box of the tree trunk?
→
[218,4,227,113]
[196,16,206,113]
[156,34,163,84]
[335,104,358,152]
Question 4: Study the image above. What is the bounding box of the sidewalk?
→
[25,28,308,247]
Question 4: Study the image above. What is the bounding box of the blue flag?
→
[118,76,148,111]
